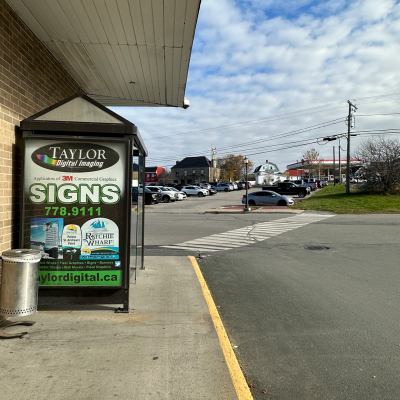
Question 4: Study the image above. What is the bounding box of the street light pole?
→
[243,157,250,212]
[338,137,341,184]
[333,146,336,186]
[346,100,357,194]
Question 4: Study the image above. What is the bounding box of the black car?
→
[132,187,161,205]
[173,184,184,191]
[145,187,162,204]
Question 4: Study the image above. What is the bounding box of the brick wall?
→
[0,0,82,252]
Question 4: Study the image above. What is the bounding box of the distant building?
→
[285,169,307,180]
[132,163,165,185]
[254,161,285,184]
[144,167,166,185]
[287,159,364,181]
[171,156,220,184]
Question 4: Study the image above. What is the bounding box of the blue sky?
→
[114,0,400,173]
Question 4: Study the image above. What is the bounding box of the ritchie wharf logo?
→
[32,143,119,172]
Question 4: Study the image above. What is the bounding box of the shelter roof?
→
[5,0,201,108]
[20,92,147,155]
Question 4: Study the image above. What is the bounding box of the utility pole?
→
[333,146,336,186]
[346,100,357,194]
[338,137,341,184]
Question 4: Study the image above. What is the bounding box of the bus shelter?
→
[19,92,146,312]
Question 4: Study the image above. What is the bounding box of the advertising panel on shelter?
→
[22,138,128,287]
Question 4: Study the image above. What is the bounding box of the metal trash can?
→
[0,249,42,317]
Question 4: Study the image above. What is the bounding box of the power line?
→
[145,105,347,141]
[357,113,400,116]
[145,92,400,141]
[146,118,345,163]
[149,127,400,168]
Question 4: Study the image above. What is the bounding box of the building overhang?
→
[6,0,201,108]
[287,159,364,170]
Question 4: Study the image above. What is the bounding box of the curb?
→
[189,256,254,400]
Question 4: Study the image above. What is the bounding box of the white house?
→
[253,161,286,185]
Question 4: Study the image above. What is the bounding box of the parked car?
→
[132,187,160,205]
[224,182,235,190]
[263,182,309,198]
[159,186,185,201]
[198,183,216,195]
[145,187,162,203]
[294,179,317,191]
[165,187,186,199]
[243,191,294,206]
[146,186,176,203]
[289,180,312,193]
[173,184,185,191]
[231,182,238,190]
[211,183,233,192]
[239,181,252,189]
[199,183,211,190]
[180,185,209,197]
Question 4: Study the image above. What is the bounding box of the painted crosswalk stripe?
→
[162,246,221,252]
[184,240,246,248]
[161,214,334,252]
[207,237,256,244]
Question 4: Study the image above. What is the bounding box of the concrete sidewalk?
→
[0,256,237,400]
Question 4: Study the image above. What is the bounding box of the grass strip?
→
[291,184,400,214]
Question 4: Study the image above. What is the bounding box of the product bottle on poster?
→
[80,218,119,260]
[43,220,59,259]
[62,224,82,259]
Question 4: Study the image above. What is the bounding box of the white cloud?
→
[113,0,400,174]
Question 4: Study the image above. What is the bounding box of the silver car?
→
[242,190,294,206]
[211,183,233,192]
[180,185,209,197]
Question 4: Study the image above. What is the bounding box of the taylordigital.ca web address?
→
[39,271,120,285]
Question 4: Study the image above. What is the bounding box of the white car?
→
[180,185,209,197]
[147,186,178,203]
[165,187,186,200]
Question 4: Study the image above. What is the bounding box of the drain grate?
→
[305,245,330,251]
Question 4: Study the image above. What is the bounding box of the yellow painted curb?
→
[189,255,254,400]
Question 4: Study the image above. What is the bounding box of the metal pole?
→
[333,146,336,186]
[244,158,250,212]
[346,101,357,194]
[338,137,341,184]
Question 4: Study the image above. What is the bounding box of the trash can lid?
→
[1,249,43,262]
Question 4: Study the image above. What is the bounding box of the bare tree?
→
[354,136,400,193]
[301,148,324,178]
[157,169,172,185]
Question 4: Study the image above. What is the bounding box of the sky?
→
[112,0,400,174]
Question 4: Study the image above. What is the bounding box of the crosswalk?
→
[161,214,334,253]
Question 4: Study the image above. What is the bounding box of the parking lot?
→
[141,186,251,214]
[136,184,318,215]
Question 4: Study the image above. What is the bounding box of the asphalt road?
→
[142,191,400,399]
